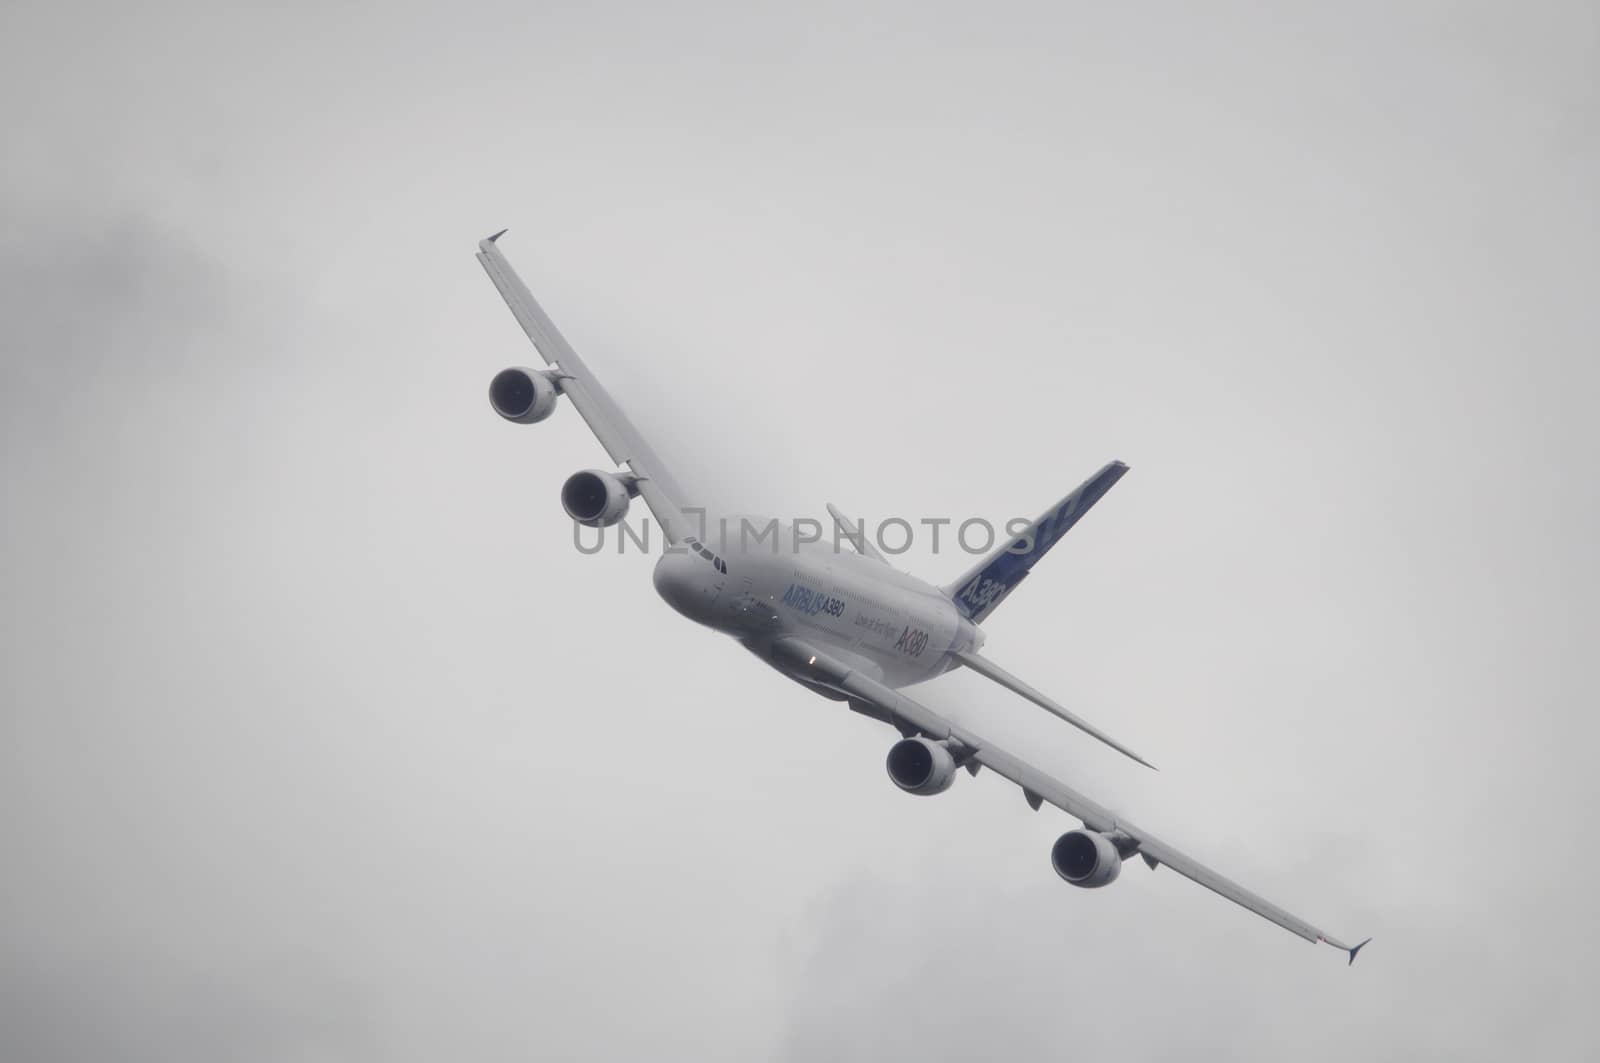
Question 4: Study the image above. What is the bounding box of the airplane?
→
[476,230,1370,964]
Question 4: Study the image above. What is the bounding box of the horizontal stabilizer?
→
[827,504,887,563]
[953,650,1156,770]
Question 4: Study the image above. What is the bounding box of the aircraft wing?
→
[764,635,1369,963]
[476,232,693,543]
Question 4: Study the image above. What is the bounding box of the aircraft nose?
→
[652,550,701,619]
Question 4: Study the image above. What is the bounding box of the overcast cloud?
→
[3,2,1597,1060]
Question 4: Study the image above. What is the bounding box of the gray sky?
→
[3,2,1597,1059]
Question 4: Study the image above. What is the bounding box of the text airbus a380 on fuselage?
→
[475,230,1369,964]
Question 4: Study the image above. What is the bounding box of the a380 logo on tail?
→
[957,576,1008,613]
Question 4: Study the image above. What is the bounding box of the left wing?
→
[764,635,1370,964]
[476,231,693,543]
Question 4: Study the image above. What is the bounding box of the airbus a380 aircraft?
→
[476,231,1369,964]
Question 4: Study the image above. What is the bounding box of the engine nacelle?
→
[886,737,957,796]
[489,367,559,424]
[561,470,633,527]
[1050,829,1122,888]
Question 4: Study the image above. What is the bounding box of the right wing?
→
[764,635,1370,964]
[476,231,693,543]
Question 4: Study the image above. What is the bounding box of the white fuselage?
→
[652,519,984,688]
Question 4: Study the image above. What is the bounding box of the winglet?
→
[1346,937,1372,967]
[486,228,508,243]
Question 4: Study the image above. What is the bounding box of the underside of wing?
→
[760,635,1368,963]
[476,232,692,542]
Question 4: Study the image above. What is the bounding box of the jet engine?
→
[561,470,633,527]
[885,737,957,796]
[1050,829,1123,888]
[489,367,559,424]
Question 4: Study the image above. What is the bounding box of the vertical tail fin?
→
[942,461,1128,623]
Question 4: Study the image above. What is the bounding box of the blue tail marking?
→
[946,460,1128,622]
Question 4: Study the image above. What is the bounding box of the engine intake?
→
[489,367,559,424]
[561,470,633,527]
[886,737,957,796]
[1050,829,1122,888]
